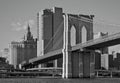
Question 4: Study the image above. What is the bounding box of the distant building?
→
[100,54,114,70]
[9,25,37,69]
[0,48,10,63]
[101,54,109,70]
[94,32,109,70]
[95,52,101,69]
[113,53,120,70]
[109,54,114,69]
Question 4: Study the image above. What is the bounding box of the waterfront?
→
[0,78,120,83]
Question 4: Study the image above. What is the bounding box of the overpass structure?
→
[21,7,120,79]
[29,32,120,63]
[72,32,120,50]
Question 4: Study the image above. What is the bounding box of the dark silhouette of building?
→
[10,25,37,69]
[95,52,101,69]
[113,53,120,70]
[94,32,109,70]
[109,54,114,69]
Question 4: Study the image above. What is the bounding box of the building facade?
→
[37,7,64,55]
[37,7,63,67]
[94,32,109,70]
[113,53,120,70]
[0,48,10,63]
[10,25,37,69]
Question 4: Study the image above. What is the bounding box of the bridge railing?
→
[95,69,120,78]
[0,67,62,78]
[78,32,120,48]
[26,67,62,76]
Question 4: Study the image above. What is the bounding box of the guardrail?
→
[27,67,62,77]
[0,67,62,78]
[95,70,120,78]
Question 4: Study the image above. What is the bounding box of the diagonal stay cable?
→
[39,21,64,55]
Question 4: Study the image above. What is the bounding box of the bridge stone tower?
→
[62,14,94,78]
[37,7,95,78]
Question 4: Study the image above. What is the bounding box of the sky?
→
[0,0,120,53]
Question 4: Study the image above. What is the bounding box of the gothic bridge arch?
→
[68,14,94,45]
[62,14,95,78]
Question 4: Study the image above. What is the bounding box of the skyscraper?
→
[37,7,63,67]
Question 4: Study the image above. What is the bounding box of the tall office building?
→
[37,7,63,67]
[37,7,63,56]
[10,25,37,69]
[113,53,120,70]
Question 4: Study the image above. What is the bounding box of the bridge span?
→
[21,8,120,79]
[21,31,120,79]
[72,32,120,50]
[23,32,120,65]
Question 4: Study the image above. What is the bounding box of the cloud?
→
[17,22,21,26]
[11,20,35,31]
[28,20,35,26]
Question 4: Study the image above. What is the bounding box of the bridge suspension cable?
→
[38,15,120,56]
[39,21,64,56]
[69,15,120,36]
[94,18,120,28]
[69,15,120,29]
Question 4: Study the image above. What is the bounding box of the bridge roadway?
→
[23,32,120,66]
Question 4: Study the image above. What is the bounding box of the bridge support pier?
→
[62,50,95,78]
[62,14,95,78]
[72,50,95,78]
[82,51,95,78]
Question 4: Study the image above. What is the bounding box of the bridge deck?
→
[72,32,120,50]
[22,32,120,66]
[29,49,62,64]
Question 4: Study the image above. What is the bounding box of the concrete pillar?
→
[54,60,58,67]
[62,49,66,78]
[66,49,72,78]
[76,50,95,78]
[37,12,44,57]
[62,14,72,78]
[83,52,90,77]
[71,50,95,78]
[66,14,72,78]
[62,14,66,78]
[90,51,95,77]
[82,51,95,78]
[79,52,83,77]
[72,51,79,78]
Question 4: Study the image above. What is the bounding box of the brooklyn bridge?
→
[17,7,120,79]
